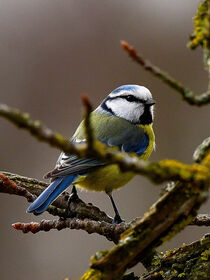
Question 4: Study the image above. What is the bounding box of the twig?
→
[14,213,210,241]
[0,103,80,155]
[121,41,210,106]
[0,174,36,202]
[82,94,94,150]
[0,103,209,186]
[193,137,210,163]
[12,218,129,243]
[0,173,71,217]
[2,171,209,251]
[0,172,113,223]
[2,171,210,227]
[190,214,210,226]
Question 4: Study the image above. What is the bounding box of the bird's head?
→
[97,85,155,125]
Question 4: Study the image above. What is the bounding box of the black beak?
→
[145,98,156,106]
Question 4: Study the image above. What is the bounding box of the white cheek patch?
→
[106,99,144,123]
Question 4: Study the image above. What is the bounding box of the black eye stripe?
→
[123,95,144,102]
[107,95,145,103]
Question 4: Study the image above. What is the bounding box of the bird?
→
[27,84,155,223]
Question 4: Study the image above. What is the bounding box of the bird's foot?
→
[65,186,79,218]
[106,192,124,224]
[112,214,124,224]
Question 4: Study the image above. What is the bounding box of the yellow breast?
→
[137,124,155,160]
[75,124,155,193]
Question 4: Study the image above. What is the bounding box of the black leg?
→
[66,185,79,217]
[107,192,124,224]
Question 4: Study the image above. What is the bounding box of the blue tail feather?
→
[27,175,78,215]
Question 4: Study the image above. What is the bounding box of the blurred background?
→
[0,0,209,279]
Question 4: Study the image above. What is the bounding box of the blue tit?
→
[27,84,155,223]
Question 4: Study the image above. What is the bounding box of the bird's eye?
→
[124,95,138,102]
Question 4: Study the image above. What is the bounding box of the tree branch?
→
[0,102,209,187]
[0,88,209,280]
[0,103,80,155]
[193,137,210,163]
[0,172,113,223]
[12,218,129,243]
[11,214,210,248]
[0,2,209,279]
[141,234,210,279]
[2,171,209,249]
[190,214,210,226]
[187,0,210,74]
[81,175,209,280]
[82,94,94,150]
[121,41,210,106]
[0,174,36,202]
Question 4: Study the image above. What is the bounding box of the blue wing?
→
[45,120,149,180]
[44,141,106,179]
[27,114,149,214]
[122,134,149,155]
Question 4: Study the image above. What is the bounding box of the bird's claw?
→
[65,186,79,217]
[112,214,124,224]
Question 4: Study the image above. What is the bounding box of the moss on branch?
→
[0,103,209,187]
[0,100,209,280]
[141,234,210,279]
[188,0,210,72]
[1,171,209,246]
[1,5,210,274]
[188,0,210,51]
[81,177,209,280]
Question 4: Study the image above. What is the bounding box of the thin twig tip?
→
[121,40,129,47]
[121,40,130,50]
[12,223,20,230]
[81,94,92,111]
[121,40,137,57]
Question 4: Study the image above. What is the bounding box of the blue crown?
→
[112,85,139,94]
